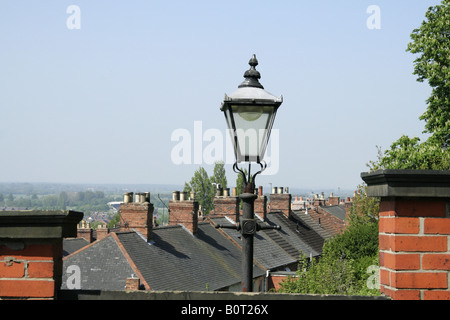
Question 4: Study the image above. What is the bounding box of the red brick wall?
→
[119,202,154,241]
[125,277,140,291]
[269,194,291,218]
[313,206,346,235]
[254,196,267,221]
[77,226,93,243]
[0,241,62,299]
[169,200,199,235]
[213,196,240,223]
[379,198,450,300]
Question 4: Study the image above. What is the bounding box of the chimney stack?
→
[213,187,240,223]
[77,220,93,243]
[96,224,109,241]
[125,276,140,291]
[328,192,340,206]
[119,192,154,241]
[255,186,267,221]
[269,187,292,218]
[169,191,199,235]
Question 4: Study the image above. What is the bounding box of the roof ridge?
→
[62,232,114,261]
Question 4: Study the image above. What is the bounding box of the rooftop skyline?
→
[0,1,440,191]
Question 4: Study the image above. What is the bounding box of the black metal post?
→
[239,192,257,292]
[215,162,280,292]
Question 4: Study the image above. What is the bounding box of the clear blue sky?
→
[0,0,441,192]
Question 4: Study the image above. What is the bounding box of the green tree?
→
[378,135,449,170]
[108,213,121,228]
[210,161,227,190]
[277,185,380,296]
[184,166,215,215]
[407,0,450,144]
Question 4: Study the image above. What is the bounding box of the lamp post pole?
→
[240,192,257,292]
[217,55,283,292]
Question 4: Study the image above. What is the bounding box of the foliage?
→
[183,162,228,215]
[347,184,379,226]
[277,185,380,296]
[108,213,121,228]
[406,0,450,144]
[377,135,449,170]
[0,190,120,214]
[210,161,227,190]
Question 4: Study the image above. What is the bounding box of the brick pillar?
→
[119,196,154,241]
[362,170,450,300]
[213,196,240,223]
[269,190,292,218]
[169,194,199,235]
[0,210,83,300]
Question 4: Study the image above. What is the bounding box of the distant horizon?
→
[0,181,358,197]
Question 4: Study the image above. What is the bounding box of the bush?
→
[277,219,380,296]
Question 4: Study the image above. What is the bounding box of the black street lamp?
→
[217,54,282,292]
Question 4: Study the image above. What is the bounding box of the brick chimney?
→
[269,187,292,218]
[213,188,240,223]
[96,224,109,241]
[119,192,154,241]
[77,220,93,243]
[327,193,340,206]
[362,169,450,300]
[255,186,267,221]
[169,191,199,235]
[125,276,140,291]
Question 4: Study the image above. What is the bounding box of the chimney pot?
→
[124,192,133,203]
[180,191,187,201]
[172,191,180,201]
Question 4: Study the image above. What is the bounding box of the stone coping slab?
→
[0,210,83,239]
[361,169,450,198]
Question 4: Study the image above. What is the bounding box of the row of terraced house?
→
[62,186,352,292]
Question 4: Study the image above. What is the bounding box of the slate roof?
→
[60,209,331,291]
[63,238,90,257]
[61,234,138,291]
[116,222,265,291]
[62,221,266,292]
[320,205,347,221]
[264,211,332,258]
[210,217,297,270]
